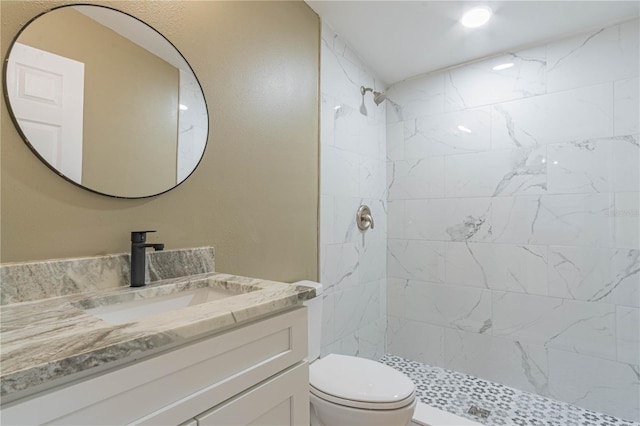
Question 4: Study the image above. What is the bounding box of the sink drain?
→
[467,405,491,419]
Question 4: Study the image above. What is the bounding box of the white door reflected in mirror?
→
[7,43,84,183]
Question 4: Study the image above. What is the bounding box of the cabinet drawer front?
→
[2,308,307,426]
[197,362,310,426]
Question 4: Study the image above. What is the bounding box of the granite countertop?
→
[0,272,314,400]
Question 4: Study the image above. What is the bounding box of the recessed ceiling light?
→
[492,63,514,71]
[461,6,492,28]
[457,125,472,133]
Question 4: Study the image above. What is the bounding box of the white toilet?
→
[297,280,416,426]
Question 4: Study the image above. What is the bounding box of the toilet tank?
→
[296,280,323,362]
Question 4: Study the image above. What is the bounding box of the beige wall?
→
[1,1,320,283]
[18,7,179,197]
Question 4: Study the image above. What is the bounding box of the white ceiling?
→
[74,5,190,72]
[306,1,639,85]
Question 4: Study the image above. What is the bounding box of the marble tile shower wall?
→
[319,23,387,360]
[386,19,640,422]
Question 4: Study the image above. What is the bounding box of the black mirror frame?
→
[2,3,210,199]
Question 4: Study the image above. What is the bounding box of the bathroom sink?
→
[76,279,255,324]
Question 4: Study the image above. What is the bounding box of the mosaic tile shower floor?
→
[379,354,639,426]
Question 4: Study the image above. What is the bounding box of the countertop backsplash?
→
[0,247,215,305]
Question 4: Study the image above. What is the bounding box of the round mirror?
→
[3,4,209,198]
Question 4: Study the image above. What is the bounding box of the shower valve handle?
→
[357,205,375,231]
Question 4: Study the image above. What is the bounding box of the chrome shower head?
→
[373,91,386,105]
[360,86,386,106]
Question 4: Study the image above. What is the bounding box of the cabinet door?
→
[196,363,309,426]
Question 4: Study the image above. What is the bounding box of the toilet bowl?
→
[296,280,417,426]
[309,353,416,426]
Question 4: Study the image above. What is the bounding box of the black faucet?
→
[130,231,165,287]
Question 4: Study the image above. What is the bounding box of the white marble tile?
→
[491,194,615,246]
[319,52,359,113]
[331,196,359,245]
[405,107,492,157]
[614,192,640,249]
[176,125,206,183]
[444,242,491,290]
[444,146,547,198]
[387,200,405,239]
[379,278,387,320]
[321,145,359,197]
[364,125,383,150]
[546,20,639,93]
[357,116,386,160]
[319,195,335,246]
[333,281,380,341]
[320,291,335,351]
[387,279,492,334]
[445,46,547,111]
[380,19,639,419]
[321,332,359,358]
[491,83,614,149]
[177,71,208,184]
[386,74,445,123]
[492,291,617,361]
[320,243,359,292]
[387,239,445,282]
[547,135,640,194]
[548,349,640,422]
[387,277,409,319]
[333,103,361,153]
[357,318,387,360]
[178,69,207,128]
[387,157,445,200]
[548,246,640,307]
[322,24,387,125]
[445,242,548,295]
[320,27,365,112]
[444,328,549,396]
[320,22,388,361]
[358,239,386,283]
[359,157,386,200]
[323,317,385,361]
[320,94,337,148]
[615,77,639,136]
[405,198,492,242]
[617,306,640,365]
[387,121,404,161]
[387,316,444,366]
[320,22,342,55]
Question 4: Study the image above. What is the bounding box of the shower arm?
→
[360,86,386,106]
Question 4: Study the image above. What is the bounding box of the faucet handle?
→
[356,205,375,232]
[131,230,156,243]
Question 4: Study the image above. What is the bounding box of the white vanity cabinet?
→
[195,362,308,426]
[1,308,309,426]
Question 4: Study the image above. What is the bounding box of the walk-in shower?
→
[319,6,639,425]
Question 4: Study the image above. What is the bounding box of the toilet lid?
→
[309,354,415,405]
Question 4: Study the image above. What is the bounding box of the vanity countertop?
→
[0,273,314,400]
